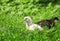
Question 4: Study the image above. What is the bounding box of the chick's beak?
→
[23,19,25,21]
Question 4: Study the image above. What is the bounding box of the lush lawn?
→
[0,0,60,41]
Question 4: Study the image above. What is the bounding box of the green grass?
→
[0,0,60,41]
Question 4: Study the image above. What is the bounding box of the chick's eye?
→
[25,18,27,20]
[25,18,29,21]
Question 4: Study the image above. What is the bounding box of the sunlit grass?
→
[0,1,60,41]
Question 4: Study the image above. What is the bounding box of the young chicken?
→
[24,16,43,31]
[36,17,59,29]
